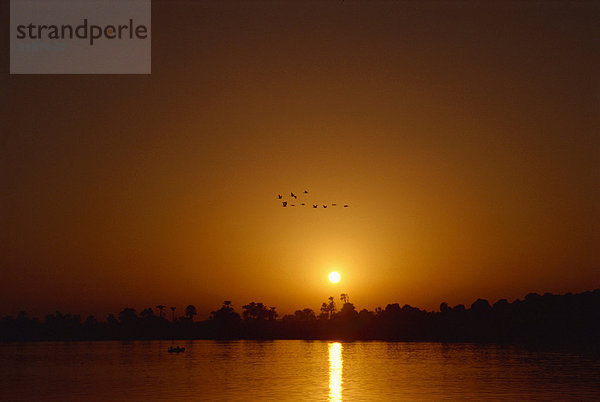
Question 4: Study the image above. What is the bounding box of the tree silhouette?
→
[338,301,358,319]
[209,301,241,339]
[2,289,599,343]
[106,313,118,326]
[118,308,137,324]
[242,302,270,321]
[140,308,154,320]
[320,302,329,319]
[471,298,492,314]
[185,305,197,321]
[328,296,336,319]
[156,305,165,319]
[170,307,176,322]
[319,297,337,319]
[210,301,240,322]
[294,308,316,321]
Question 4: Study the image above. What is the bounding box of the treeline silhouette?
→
[2,289,599,344]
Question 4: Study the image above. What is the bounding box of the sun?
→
[329,272,341,283]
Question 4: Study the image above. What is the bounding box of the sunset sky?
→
[2,1,599,319]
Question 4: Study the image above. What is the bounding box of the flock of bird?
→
[277,190,349,208]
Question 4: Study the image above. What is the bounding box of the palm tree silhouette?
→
[170,306,176,322]
[185,305,197,321]
[328,296,336,319]
[156,305,165,319]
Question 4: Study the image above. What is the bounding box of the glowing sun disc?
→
[329,272,341,283]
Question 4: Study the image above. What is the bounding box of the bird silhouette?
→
[275,190,350,209]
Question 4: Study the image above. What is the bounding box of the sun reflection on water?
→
[328,342,343,401]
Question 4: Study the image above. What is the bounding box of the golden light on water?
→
[329,272,341,284]
[328,342,343,401]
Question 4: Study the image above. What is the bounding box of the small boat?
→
[168,346,185,353]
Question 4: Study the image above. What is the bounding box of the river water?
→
[1,340,599,400]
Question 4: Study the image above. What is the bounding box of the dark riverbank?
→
[2,289,599,345]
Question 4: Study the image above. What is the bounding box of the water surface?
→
[1,341,599,400]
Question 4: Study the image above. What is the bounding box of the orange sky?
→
[2,1,599,319]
